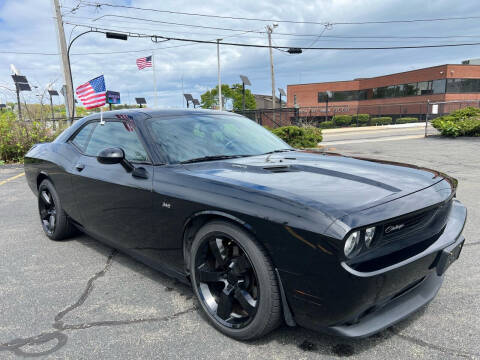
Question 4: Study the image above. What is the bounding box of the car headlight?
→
[344,231,361,258]
[364,227,376,248]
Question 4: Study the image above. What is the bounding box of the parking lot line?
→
[0,172,25,186]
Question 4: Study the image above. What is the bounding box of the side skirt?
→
[74,224,190,286]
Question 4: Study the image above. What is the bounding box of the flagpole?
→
[152,53,157,108]
[100,106,104,125]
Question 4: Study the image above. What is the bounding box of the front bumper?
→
[285,199,467,338]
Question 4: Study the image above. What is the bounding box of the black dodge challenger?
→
[24,109,466,340]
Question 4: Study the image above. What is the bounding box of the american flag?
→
[136,55,152,70]
[75,75,106,110]
[116,114,135,132]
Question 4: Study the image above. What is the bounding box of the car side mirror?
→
[97,147,125,164]
[97,147,134,172]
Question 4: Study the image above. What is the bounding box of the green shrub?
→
[355,114,370,126]
[447,106,480,119]
[332,115,352,127]
[371,117,392,125]
[318,120,335,129]
[0,112,65,162]
[272,125,322,148]
[395,117,418,124]
[432,107,480,137]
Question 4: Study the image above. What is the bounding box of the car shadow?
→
[71,233,429,358]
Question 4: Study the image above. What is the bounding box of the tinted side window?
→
[84,121,148,162]
[71,122,97,152]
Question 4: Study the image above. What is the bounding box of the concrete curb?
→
[322,122,425,134]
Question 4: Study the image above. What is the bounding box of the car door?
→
[69,118,154,251]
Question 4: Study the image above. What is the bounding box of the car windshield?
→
[146,114,292,163]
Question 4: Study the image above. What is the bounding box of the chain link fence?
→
[238,99,480,134]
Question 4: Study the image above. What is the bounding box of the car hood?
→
[180,151,455,218]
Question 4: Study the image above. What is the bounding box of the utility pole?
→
[49,92,56,130]
[15,85,22,121]
[52,0,74,124]
[266,24,278,123]
[217,39,222,111]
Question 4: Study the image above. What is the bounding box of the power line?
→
[90,14,267,33]
[0,51,59,55]
[64,24,480,51]
[5,23,480,57]
[77,1,480,26]
[63,15,480,40]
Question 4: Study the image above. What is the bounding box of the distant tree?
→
[200,83,256,111]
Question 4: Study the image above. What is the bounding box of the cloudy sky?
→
[1,0,480,108]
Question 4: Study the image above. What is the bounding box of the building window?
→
[403,83,418,96]
[432,79,446,94]
[318,90,360,102]
[446,78,480,93]
[294,94,297,104]
[417,81,433,95]
[312,78,454,103]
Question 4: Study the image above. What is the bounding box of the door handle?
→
[75,163,85,172]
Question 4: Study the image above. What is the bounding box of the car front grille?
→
[379,198,453,244]
[348,197,454,272]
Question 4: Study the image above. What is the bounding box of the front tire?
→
[190,220,282,340]
[38,179,76,241]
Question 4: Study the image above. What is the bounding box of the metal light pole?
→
[15,85,22,121]
[325,91,332,122]
[239,75,251,113]
[278,88,286,108]
[278,88,286,124]
[217,39,222,111]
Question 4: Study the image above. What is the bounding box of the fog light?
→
[344,231,361,258]
[365,227,376,248]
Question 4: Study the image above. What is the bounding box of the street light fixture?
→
[183,93,194,108]
[67,30,128,121]
[135,97,146,108]
[48,89,59,129]
[11,72,31,121]
[239,75,251,113]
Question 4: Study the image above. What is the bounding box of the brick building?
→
[286,64,480,120]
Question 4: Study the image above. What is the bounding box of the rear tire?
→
[190,220,282,340]
[38,179,77,241]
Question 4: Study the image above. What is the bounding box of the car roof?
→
[84,108,241,120]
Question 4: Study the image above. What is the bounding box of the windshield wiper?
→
[180,154,250,164]
[261,149,295,155]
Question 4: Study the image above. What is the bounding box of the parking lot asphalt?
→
[0,136,479,359]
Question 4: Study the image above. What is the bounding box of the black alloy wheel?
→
[190,221,282,340]
[195,235,259,328]
[39,187,56,236]
[38,179,77,241]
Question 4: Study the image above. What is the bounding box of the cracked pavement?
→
[0,136,479,359]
